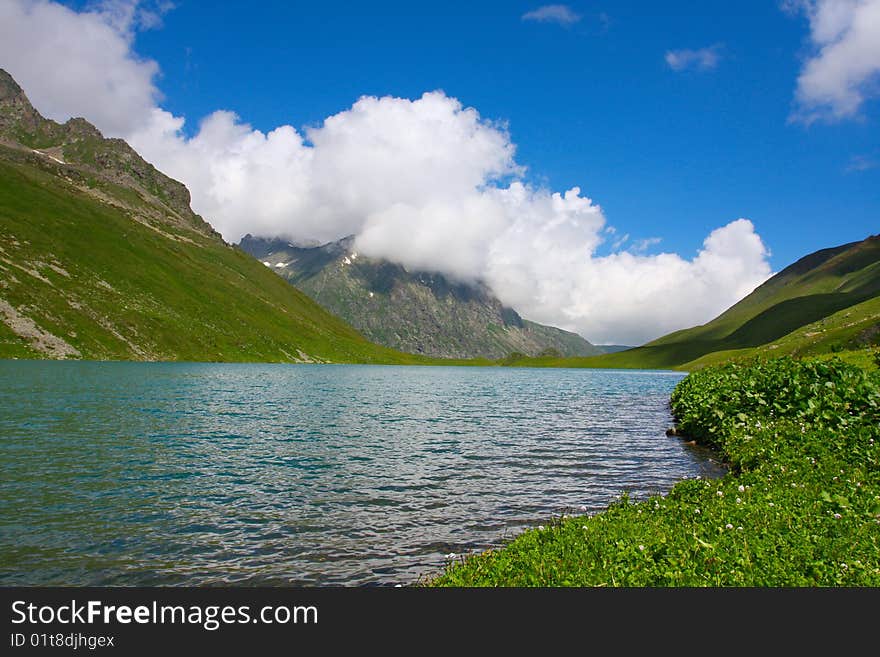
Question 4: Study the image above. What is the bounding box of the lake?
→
[0,361,723,585]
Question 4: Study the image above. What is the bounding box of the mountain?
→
[510,234,880,370]
[593,344,633,354]
[0,69,425,364]
[239,235,599,359]
[681,293,880,370]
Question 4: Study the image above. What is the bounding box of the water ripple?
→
[0,361,724,586]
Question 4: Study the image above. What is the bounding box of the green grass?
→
[430,357,880,586]
[0,155,440,364]
[682,295,880,370]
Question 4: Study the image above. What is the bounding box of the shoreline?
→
[429,357,880,586]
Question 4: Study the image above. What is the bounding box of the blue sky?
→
[3,0,879,343]
[122,0,880,268]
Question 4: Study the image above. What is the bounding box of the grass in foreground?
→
[429,357,880,586]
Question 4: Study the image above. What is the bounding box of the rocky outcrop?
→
[0,68,214,237]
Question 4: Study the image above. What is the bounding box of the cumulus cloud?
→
[127,92,520,250]
[0,0,160,137]
[0,0,773,345]
[665,45,723,72]
[521,5,582,25]
[130,100,771,343]
[787,0,880,122]
[486,218,770,345]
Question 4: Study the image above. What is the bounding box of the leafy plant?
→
[430,357,880,586]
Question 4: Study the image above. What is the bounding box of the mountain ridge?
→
[239,234,599,360]
[0,68,427,364]
[0,69,212,238]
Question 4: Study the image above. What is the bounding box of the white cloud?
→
[92,0,176,33]
[631,237,662,253]
[788,0,880,122]
[127,92,520,248]
[486,218,770,345]
[521,5,582,25]
[0,0,160,137]
[845,153,878,171]
[665,45,723,72]
[0,0,773,345]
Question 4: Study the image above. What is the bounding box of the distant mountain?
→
[239,235,600,359]
[594,345,633,354]
[0,69,423,364]
[527,234,880,370]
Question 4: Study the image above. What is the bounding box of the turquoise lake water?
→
[0,361,724,585]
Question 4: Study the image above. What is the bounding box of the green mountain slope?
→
[602,234,880,367]
[681,294,880,370]
[0,69,425,364]
[593,344,633,354]
[239,235,599,359]
[500,234,880,370]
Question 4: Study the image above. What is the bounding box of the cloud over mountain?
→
[0,0,773,345]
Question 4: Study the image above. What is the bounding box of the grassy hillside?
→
[682,294,880,370]
[500,235,880,370]
[0,68,447,364]
[640,235,880,365]
[0,151,432,363]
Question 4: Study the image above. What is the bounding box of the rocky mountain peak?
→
[0,69,46,136]
[64,116,104,139]
[0,68,214,237]
[0,69,26,101]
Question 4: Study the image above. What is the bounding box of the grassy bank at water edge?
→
[429,357,880,585]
